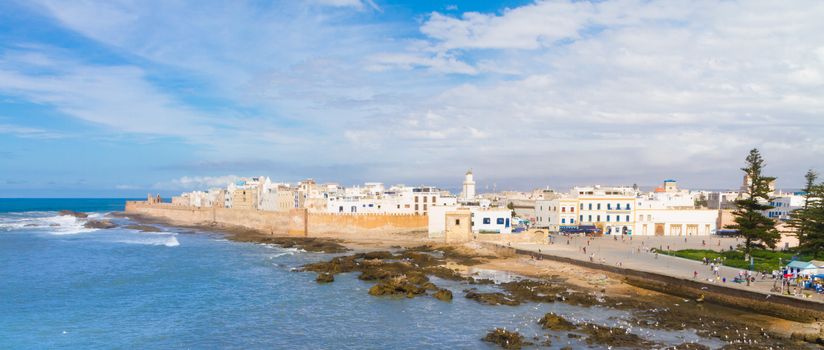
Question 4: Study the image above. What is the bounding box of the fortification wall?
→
[124,201,301,236]
[306,212,428,240]
[124,201,427,239]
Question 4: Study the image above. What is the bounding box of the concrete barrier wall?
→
[124,201,427,239]
[477,242,824,323]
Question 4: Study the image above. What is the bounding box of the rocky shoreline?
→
[107,210,824,348]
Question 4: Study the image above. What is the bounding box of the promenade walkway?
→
[507,234,824,303]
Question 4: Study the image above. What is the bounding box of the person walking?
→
[694,271,698,279]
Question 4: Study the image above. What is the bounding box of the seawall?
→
[478,242,824,323]
[124,201,427,239]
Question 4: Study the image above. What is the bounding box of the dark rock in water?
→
[124,224,162,233]
[433,288,453,302]
[316,273,334,284]
[362,251,394,260]
[465,290,520,306]
[24,223,37,227]
[580,323,659,349]
[567,334,581,339]
[559,346,573,350]
[664,343,710,350]
[49,224,60,227]
[469,277,495,285]
[368,277,426,298]
[539,313,577,331]
[83,220,117,229]
[482,328,528,349]
[58,210,88,218]
[245,237,349,253]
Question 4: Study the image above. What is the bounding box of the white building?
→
[634,209,717,236]
[764,192,805,221]
[428,205,512,237]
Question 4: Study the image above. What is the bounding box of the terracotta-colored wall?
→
[124,201,427,239]
[125,201,301,236]
[306,212,427,240]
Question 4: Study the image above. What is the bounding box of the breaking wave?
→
[117,235,180,247]
[0,211,97,235]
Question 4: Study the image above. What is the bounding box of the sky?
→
[1,0,823,197]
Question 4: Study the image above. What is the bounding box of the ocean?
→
[0,199,727,349]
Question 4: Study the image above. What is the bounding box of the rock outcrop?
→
[83,220,117,229]
[58,210,88,218]
[538,313,577,331]
[433,288,453,302]
[316,273,334,284]
[482,328,528,349]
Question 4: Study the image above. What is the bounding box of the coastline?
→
[120,211,824,346]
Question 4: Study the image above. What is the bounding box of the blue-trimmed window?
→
[561,218,566,224]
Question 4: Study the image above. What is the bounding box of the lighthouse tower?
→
[461,169,476,200]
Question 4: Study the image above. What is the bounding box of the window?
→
[616,215,620,222]
[607,204,612,210]
[423,196,428,203]
[626,215,630,222]
[505,218,510,228]
[588,203,592,210]
[606,215,610,222]
[597,203,601,210]
[647,214,651,221]
[580,203,583,210]
[455,219,460,225]
[415,204,419,210]
[580,215,583,222]
[561,207,566,213]
[596,215,600,222]
[432,196,436,203]
[588,215,592,222]
[570,207,574,212]
[423,204,427,210]
[638,215,643,221]
[497,218,505,225]
[571,218,575,224]
[561,218,566,224]
[483,218,491,224]
[626,203,631,210]
[616,203,621,210]
[415,197,419,203]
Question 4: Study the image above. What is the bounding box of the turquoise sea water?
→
[1,199,730,349]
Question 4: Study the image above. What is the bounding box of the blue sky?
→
[1,0,823,197]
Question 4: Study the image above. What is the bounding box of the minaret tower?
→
[462,169,476,200]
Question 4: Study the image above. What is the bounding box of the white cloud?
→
[0,123,64,139]
[154,175,242,190]
[312,0,380,11]
[5,0,824,189]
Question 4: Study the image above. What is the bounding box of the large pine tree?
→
[728,148,780,254]
[790,170,824,258]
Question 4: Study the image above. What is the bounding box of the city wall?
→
[124,201,427,239]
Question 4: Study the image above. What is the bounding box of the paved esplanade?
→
[510,234,824,303]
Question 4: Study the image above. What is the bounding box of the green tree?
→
[790,170,824,258]
[789,170,817,247]
[727,149,780,255]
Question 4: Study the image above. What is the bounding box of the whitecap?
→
[116,235,179,247]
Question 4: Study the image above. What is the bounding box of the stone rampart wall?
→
[124,201,427,239]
